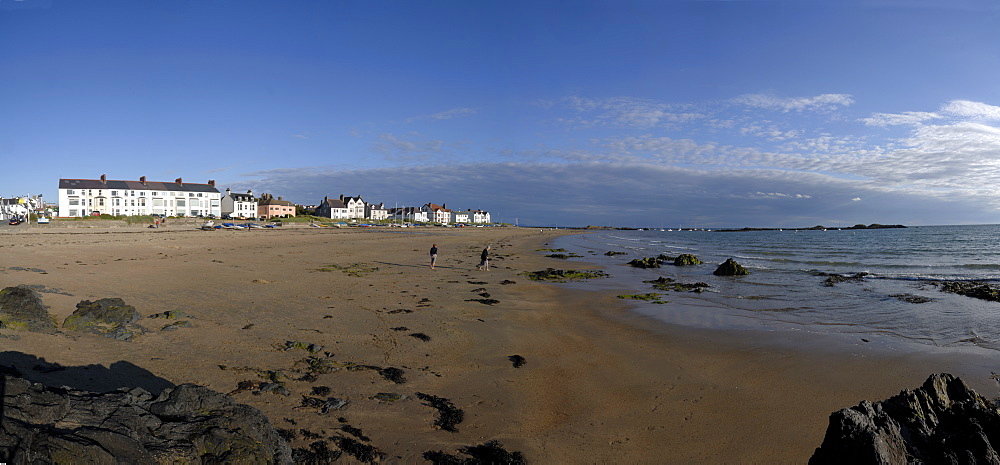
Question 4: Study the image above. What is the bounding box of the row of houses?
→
[56,175,491,224]
[314,196,491,224]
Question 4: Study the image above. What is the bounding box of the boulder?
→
[713,258,749,276]
[0,375,293,464]
[810,373,1000,464]
[62,298,145,341]
[673,254,702,266]
[0,286,57,333]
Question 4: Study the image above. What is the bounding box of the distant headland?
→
[713,223,907,232]
[572,224,907,231]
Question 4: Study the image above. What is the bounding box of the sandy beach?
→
[2,222,995,463]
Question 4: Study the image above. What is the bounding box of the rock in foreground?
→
[0,286,57,333]
[62,298,145,341]
[1,375,292,464]
[810,373,1000,464]
[713,258,749,276]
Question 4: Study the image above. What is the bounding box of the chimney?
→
[100,174,107,184]
[226,188,231,195]
[442,203,446,209]
[140,176,146,185]
[339,194,345,202]
[208,180,215,187]
[175,178,183,185]
[278,196,283,201]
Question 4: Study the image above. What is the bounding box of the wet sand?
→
[1,223,994,463]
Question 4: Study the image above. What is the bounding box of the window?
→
[152,191,158,196]
[67,189,75,194]
[112,191,119,196]
[69,199,79,205]
[177,199,186,207]
[69,209,78,216]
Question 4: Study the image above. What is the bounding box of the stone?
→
[0,375,293,464]
[673,254,702,266]
[810,373,1000,464]
[0,286,57,333]
[63,298,145,341]
[713,258,750,276]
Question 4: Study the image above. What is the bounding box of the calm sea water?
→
[552,224,1000,353]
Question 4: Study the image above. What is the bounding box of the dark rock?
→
[937,281,1000,302]
[465,298,500,305]
[644,276,709,292]
[297,396,348,413]
[604,251,628,256]
[147,310,189,319]
[292,440,342,464]
[673,254,702,266]
[284,340,324,353]
[818,272,869,287]
[416,392,464,432]
[62,298,145,341]
[334,436,384,463]
[713,258,750,276]
[810,373,1000,465]
[499,280,516,285]
[160,320,191,331]
[424,440,526,465]
[410,332,431,342]
[379,367,406,384]
[890,293,933,304]
[0,286,57,333]
[0,375,292,463]
[372,392,405,403]
[508,355,527,368]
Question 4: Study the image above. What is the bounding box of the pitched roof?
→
[59,178,219,193]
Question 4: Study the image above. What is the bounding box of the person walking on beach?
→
[478,245,491,271]
[429,243,438,269]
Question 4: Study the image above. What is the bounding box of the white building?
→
[467,209,491,224]
[221,188,257,219]
[58,175,222,218]
[365,202,389,221]
[388,207,428,223]
[421,203,452,224]
[0,197,35,221]
[450,210,470,224]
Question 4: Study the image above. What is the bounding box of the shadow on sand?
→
[0,351,175,395]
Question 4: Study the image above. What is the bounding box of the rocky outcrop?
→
[0,374,293,464]
[713,258,749,276]
[810,373,1000,464]
[62,298,145,341]
[0,286,57,333]
[673,254,702,266]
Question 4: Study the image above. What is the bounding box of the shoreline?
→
[1,225,993,462]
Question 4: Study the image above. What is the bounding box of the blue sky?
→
[4,0,1000,227]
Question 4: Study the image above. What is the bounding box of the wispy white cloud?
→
[940,100,1000,120]
[561,96,705,128]
[860,111,941,127]
[372,133,445,162]
[733,93,854,112]
[406,108,477,123]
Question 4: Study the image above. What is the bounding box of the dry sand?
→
[2,222,997,463]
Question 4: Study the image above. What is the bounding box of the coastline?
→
[1,224,994,462]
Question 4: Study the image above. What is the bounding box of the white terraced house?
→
[220,188,257,219]
[58,175,222,218]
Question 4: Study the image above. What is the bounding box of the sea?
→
[551,224,1000,356]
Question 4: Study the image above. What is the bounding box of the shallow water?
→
[552,225,1000,353]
